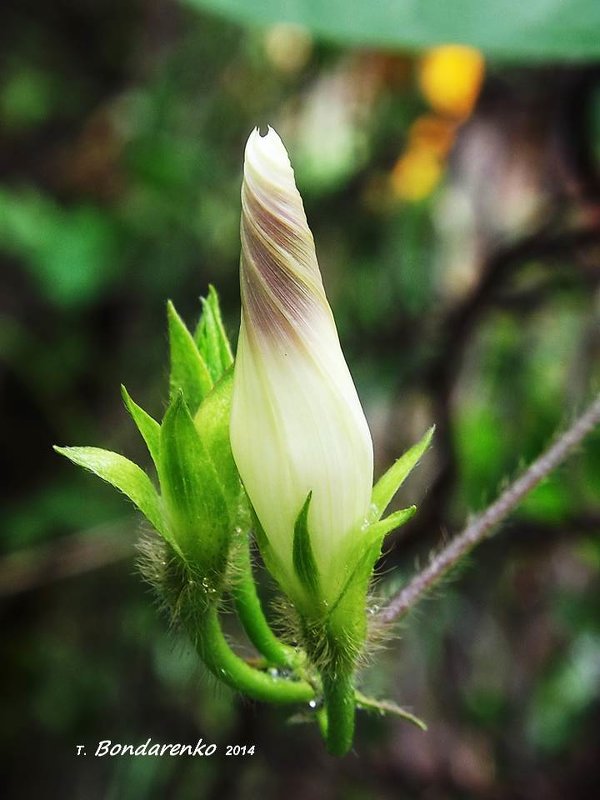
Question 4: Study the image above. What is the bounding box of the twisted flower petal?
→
[230,127,373,603]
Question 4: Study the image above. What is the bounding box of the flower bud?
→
[230,126,373,607]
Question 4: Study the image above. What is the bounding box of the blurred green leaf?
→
[1,481,126,551]
[528,633,600,752]
[464,687,509,728]
[0,189,120,306]
[456,403,512,509]
[0,67,56,130]
[519,475,574,521]
[184,0,600,61]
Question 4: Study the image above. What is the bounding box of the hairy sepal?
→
[369,427,434,522]
[167,300,213,414]
[159,392,230,582]
[366,505,417,543]
[53,446,177,551]
[194,285,234,383]
[121,385,161,469]
[194,368,244,516]
[292,492,321,603]
[312,505,418,667]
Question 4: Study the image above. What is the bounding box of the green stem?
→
[231,534,300,669]
[195,606,314,705]
[322,668,356,756]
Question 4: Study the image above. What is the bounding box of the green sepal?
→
[194,368,243,514]
[331,506,417,614]
[167,300,213,414]
[121,385,161,468]
[327,508,416,619]
[251,509,287,585]
[292,492,321,600]
[369,426,434,523]
[194,285,233,383]
[365,505,417,544]
[158,392,230,577]
[53,446,168,542]
[328,539,381,619]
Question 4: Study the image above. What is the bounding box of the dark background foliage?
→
[1,1,599,798]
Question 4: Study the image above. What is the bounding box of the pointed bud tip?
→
[244,125,294,187]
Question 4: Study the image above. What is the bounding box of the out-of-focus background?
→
[1,1,600,797]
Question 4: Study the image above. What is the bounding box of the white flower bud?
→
[230,126,374,604]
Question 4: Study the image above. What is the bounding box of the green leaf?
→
[159,392,230,573]
[53,446,166,538]
[194,368,242,512]
[121,385,161,468]
[194,285,234,383]
[292,492,320,598]
[184,0,600,62]
[366,506,417,543]
[167,300,213,414]
[370,427,434,523]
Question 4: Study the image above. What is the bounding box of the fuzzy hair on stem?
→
[378,391,600,625]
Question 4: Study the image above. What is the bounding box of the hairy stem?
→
[379,392,600,625]
[321,668,356,757]
[195,606,314,704]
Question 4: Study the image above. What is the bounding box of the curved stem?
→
[321,668,356,756]
[379,391,600,624]
[231,534,300,669]
[195,606,314,705]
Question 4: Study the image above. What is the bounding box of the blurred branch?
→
[0,520,137,596]
[553,66,600,204]
[501,512,600,548]
[378,391,600,625]
[428,224,600,381]
[387,221,600,553]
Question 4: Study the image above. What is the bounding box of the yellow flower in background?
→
[418,45,485,120]
[391,45,485,202]
[391,146,443,202]
[230,127,374,606]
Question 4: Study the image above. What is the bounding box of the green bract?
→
[56,287,243,587]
